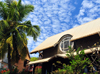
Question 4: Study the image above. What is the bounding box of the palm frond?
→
[5,0,13,6]
[19,31,27,44]
[0,2,8,20]
[0,38,8,59]
[17,0,21,9]
[20,20,40,40]
[32,25,40,35]
[0,20,10,34]
[18,4,34,21]
[20,45,28,60]
[14,29,25,51]
[6,34,13,50]
[0,31,5,40]
[2,20,10,28]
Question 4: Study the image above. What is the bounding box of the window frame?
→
[59,36,72,52]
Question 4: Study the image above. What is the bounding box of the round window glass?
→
[60,37,72,52]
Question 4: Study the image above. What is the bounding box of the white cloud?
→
[44,19,51,24]
[79,9,85,16]
[24,0,31,4]
[50,0,58,3]
[22,0,76,57]
[73,24,79,28]
[82,0,94,8]
[27,36,33,52]
[82,17,93,22]
[89,6,100,13]
[42,0,47,2]
[93,0,100,4]
[30,53,39,57]
[76,0,100,24]
[21,1,25,5]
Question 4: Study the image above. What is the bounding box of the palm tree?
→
[0,0,40,73]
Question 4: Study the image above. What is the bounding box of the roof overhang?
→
[28,57,52,65]
[29,47,100,65]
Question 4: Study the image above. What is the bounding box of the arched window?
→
[60,36,73,52]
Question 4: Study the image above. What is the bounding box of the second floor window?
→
[60,36,72,52]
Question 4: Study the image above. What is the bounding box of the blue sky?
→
[20,0,100,57]
[1,0,100,57]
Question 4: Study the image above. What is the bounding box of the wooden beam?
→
[98,31,100,36]
[39,51,43,58]
[32,64,36,74]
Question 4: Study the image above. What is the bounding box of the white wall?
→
[2,53,8,63]
[0,60,2,68]
[0,62,1,68]
[0,53,8,69]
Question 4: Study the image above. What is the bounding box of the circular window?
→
[60,37,72,52]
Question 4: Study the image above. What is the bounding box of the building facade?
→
[0,52,30,72]
[29,18,100,74]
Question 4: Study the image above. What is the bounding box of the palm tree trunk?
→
[8,44,12,74]
[13,34,19,63]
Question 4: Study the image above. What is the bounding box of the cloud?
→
[30,53,39,57]
[93,0,100,4]
[0,0,4,2]
[73,24,79,28]
[24,0,77,57]
[50,0,58,3]
[76,0,100,24]
[82,0,94,8]
[24,0,31,4]
[21,0,32,4]
[42,0,47,3]
[7,0,75,57]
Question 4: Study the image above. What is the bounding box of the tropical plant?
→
[19,69,29,74]
[0,0,40,73]
[52,47,91,74]
[35,66,42,74]
[30,57,38,61]
[0,69,10,74]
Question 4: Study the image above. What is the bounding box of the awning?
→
[28,57,52,65]
[30,18,100,53]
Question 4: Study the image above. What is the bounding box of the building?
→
[14,53,30,72]
[0,53,8,69]
[0,52,30,72]
[29,18,100,74]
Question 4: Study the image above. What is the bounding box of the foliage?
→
[0,0,40,72]
[0,65,10,74]
[35,66,42,74]
[0,0,40,60]
[0,68,29,74]
[19,69,29,74]
[11,68,19,74]
[52,46,91,74]
[30,57,38,61]
[0,69,10,74]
